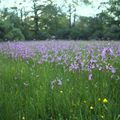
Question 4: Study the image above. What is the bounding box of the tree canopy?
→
[0,0,119,41]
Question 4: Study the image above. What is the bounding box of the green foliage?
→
[5,28,25,41]
[37,31,50,40]
[0,10,25,41]
[0,20,13,39]
[104,25,120,40]
[70,27,81,40]
[0,49,120,119]
[39,4,60,35]
[56,29,70,39]
[0,0,119,40]
[108,0,120,20]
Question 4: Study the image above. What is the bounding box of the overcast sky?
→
[0,0,108,16]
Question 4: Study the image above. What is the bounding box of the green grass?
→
[0,54,120,120]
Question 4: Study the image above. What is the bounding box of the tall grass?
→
[0,53,120,120]
[0,41,120,120]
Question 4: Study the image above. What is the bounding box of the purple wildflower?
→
[101,47,114,59]
[51,79,62,89]
[88,73,93,80]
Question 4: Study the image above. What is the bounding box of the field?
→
[0,41,120,120]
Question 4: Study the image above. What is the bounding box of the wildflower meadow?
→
[0,41,120,120]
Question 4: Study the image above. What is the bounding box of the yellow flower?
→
[60,90,63,93]
[83,59,86,62]
[100,115,104,119]
[90,106,94,110]
[22,116,25,120]
[103,98,108,103]
[98,98,101,101]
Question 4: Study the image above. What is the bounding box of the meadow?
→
[0,41,120,120]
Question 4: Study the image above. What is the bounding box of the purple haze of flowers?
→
[118,46,120,55]
[69,63,79,71]
[1,42,35,59]
[109,66,116,74]
[101,47,114,59]
[51,79,62,89]
[0,41,120,76]
[88,73,93,80]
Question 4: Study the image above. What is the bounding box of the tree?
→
[40,3,59,35]
[0,8,25,41]
[107,0,120,26]
[32,0,40,39]
[98,0,120,40]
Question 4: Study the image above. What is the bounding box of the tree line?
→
[0,0,119,41]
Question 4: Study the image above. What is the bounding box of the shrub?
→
[4,28,25,41]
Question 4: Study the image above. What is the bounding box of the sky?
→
[0,0,108,17]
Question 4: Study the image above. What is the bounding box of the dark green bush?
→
[4,28,25,41]
[56,29,70,39]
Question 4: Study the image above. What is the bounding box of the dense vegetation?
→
[0,0,120,41]
[0,41,120,120]
[0,0,120,119]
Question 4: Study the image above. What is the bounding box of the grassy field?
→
[0,41,120,120]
